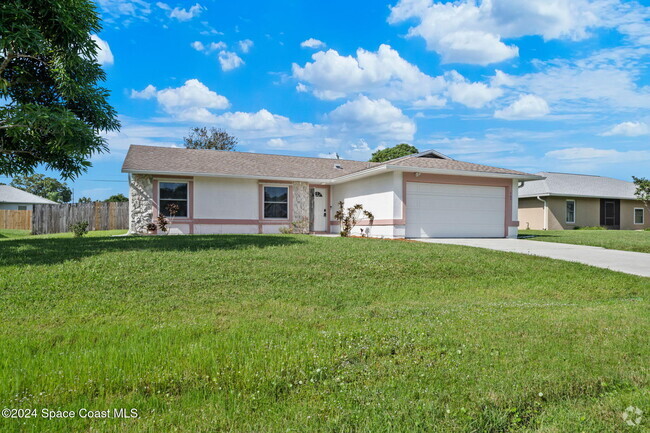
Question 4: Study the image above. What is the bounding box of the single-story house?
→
[0,184,57,210]
[121,145,541,238]
[518,172,649,230]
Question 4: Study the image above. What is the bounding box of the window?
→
[566,200,576,224]
[17,205,27,211]
[263,186,288,219]
[634,208,645,225]
[159,182,188,217]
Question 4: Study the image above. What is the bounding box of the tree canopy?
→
[11,173,72,203]
[105,193,128,202]
[184,127,238,151]
[0,0,120,179]
[369,143,419,163]
[633,176,650,210]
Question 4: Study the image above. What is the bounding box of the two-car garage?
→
[405,182,506,238]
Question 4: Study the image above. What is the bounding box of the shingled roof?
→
[519,172,639,200]
[0,185,57,204]
[121,145,537,181]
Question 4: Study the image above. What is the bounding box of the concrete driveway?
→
[415,238,650,278]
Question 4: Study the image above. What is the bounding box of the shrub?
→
[69,221,89,238]
[334,202,374,237]
[279,218,309,234]
[156,214,169,232]
[575,226,606,230]
[146,222,157,232]
[156,203,179,233]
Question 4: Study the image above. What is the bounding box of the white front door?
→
[405,182,506,238]
[313,188,328,232]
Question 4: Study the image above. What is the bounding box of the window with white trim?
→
[634,208,644,225]
[159,182,188,217]
[566,200,576,224]
[263,186,288,219]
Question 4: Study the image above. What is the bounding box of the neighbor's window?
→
[634,208,644,225]
[566,200,576,224]
[159,182,188,217]
[263,186,288,219]
[17,205,27,211]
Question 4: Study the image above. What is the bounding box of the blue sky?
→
[4,0,650,200]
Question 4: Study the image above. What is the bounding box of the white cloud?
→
[156,2,170,10]
[192,41,226,52]
[494,94,550,119]
[218,51,244,71]
[601,121,650,137]
[328,95,416,141]
[96,0,152,21]
[301,38,326,49]
[169,3,204,21]
[190,41,204,51]
[209,42,227,51]
[292,44,446,102]
[546,147,650,162]
[295,83,308,93]
[446,71,502,108]
[91,35,114,66]
[130,79,230,121]
[388,0,603,65]
[238,39,254,53]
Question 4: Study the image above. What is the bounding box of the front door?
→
[600,199,620,229]
[312,188,328,232]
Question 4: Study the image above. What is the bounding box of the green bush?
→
[69,221,89,237]
[574,226,606,230]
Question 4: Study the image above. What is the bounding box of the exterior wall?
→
[194,177,258,219]
[330,171,402,238]
[128,174,154,234]
[508,179,519,238]
[518,197,545,230]
[0,203,33,211]
[292,181,310,233]
[547,196,600,230]
[621,200,650,230]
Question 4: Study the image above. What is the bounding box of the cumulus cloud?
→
[301,38,326,49]
[190,41,205,51]
[292,44,446,102]
[130,79,230,121]
[546,147,650,162]
[388,0,603,65]
[446,71,503,108]
[96,0,152,21]
[91,35,114,66]
[494,94,550,119]
[218,51,244,71]
[238,39,254,53]
[169,3,204,21]
[328,95,416,141]
[601,121,650,137]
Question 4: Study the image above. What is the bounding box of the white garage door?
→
[405,182,506,238]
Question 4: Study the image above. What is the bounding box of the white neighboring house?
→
[0,184,57,210]
[122,145,542,238]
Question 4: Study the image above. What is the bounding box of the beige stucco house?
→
[518,172,649,230]
[0,184,56,210]
[122,145,541,238]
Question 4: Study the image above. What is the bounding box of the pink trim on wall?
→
[402,172,515,237]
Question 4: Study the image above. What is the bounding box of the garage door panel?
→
[406,182,506,238]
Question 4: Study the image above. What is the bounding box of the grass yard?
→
[0,229,31,240]
[0,233,648,432]
[520,229,650,254]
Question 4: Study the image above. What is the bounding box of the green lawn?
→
[0,229,31,239]
[0,234,648,432]
[520,229,650,253]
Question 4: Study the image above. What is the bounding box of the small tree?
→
[184,127,238,151]
[334,201,374,237]
[104,193,128,202]
[369,143,418,163]
[10,173,72,203]
[78,197,93,203]
[633,176,650,212]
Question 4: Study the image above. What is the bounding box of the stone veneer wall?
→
[129,174,154,234]
[292,181,310,233]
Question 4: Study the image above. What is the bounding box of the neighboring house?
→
[518,172,649,230]
[0,184,57,210]
[121,145,541,238]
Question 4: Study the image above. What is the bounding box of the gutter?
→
[536,195,548,230]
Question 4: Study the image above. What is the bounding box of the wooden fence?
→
[31,202,129,235]
[0,210,32,230]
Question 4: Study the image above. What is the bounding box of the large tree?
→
[104,193,128,202]
[0,0,120,179]
[11,173,72,203]
[369,143,419,163]
[184,127,238,151]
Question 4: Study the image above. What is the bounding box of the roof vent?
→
[334,164,343,169]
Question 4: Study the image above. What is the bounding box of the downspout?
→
[536,196,548,230]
